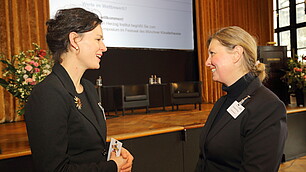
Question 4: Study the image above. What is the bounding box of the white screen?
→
[49,0,194,50]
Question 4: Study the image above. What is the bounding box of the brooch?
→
[74,96,82,110]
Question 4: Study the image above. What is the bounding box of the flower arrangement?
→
[0,43,53,115]
[281,55,306,93]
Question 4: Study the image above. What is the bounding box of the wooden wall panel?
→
[195,0,273,103]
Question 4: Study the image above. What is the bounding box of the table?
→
[148,83,167,111]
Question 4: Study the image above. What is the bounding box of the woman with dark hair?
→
[25,8,133,172]
[195,26,287,172]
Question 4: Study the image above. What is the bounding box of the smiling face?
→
[75,24,107,70]
[206,39,238,86]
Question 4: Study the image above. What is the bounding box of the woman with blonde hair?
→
[196,26,287,172]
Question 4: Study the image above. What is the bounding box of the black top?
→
[77,91,99,125]
[212,73,255,126]
[196,72,287,172]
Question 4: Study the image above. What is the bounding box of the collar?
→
[52,63,82,96]
[222,73,255,99]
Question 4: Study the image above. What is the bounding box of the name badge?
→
[227,101,245,119]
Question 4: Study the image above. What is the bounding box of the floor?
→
[279,156,306,172]
[0,104,305,171]
[108,105,306,172]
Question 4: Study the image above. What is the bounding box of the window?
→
[274,0,306,58]
[296,0,306,23]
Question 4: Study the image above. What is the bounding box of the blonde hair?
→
[208,26,266,81]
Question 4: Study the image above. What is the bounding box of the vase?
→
[295,88,305,107]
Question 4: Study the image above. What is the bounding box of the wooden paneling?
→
[284,112,306,161]
[195,0,274,103]
[0,0,49,122]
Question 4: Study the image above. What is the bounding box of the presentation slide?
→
[49,0,194,50]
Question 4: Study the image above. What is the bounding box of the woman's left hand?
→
[120,147,134,172]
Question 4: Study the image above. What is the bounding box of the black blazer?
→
[25,64,117,172]
[196,77,287,172]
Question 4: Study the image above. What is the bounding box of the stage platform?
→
[0,104,305,172]
[0,104,213,160]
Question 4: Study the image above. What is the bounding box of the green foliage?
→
[0,43,53,115]
[281,55,306,93]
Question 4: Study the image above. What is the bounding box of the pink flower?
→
[30,81,37,85]
[25,65,33,72]
[33,62,39,67]
[34,68,40,73]
[25,78,33,83]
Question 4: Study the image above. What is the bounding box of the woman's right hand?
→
[110,151,127,172]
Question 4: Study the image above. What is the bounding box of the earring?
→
[75,47,79,50]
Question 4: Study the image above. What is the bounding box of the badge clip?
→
[238,95,251,105]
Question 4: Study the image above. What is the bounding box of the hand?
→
[110,151,127,172]
[120,147,134,172]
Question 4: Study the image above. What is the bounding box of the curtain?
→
[0,0,49,122]
[195,0,273,103]
[0,0,273,123]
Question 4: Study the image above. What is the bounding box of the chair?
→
[170,81,202,111]
[114,84,150,115]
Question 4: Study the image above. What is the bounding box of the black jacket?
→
[196,77,287,172]
[25,64,117,172]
